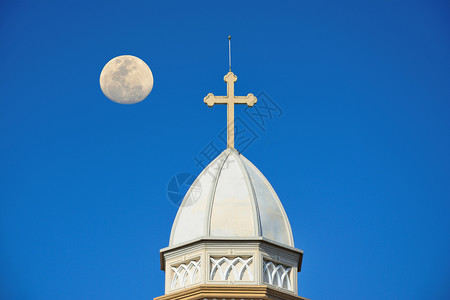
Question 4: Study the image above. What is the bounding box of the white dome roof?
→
[169,148,294,248]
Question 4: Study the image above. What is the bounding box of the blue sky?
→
[1,0,449,299]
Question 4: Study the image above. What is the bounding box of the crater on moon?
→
[100,55,153,104]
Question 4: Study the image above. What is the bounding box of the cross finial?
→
[204,71,257,149]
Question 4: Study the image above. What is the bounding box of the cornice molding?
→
[160,238,303,271]
[154,284,309,300]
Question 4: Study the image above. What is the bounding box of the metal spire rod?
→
[228,35,231,71]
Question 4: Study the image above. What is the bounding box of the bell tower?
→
[155,38,308,300]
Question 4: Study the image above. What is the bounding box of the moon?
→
[99,55,153,104]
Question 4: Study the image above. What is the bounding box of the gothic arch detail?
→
[210,256,254,281]
[170,259,201,290]
[263,260,292,290]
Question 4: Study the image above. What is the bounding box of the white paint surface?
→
[170,148,294,247]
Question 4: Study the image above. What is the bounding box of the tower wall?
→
[156,239,304,299]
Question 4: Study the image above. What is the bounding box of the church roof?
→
[169,148,294,248]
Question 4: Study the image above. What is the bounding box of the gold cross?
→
[204,71,257,149]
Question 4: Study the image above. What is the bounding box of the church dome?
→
[169,148,294,248]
